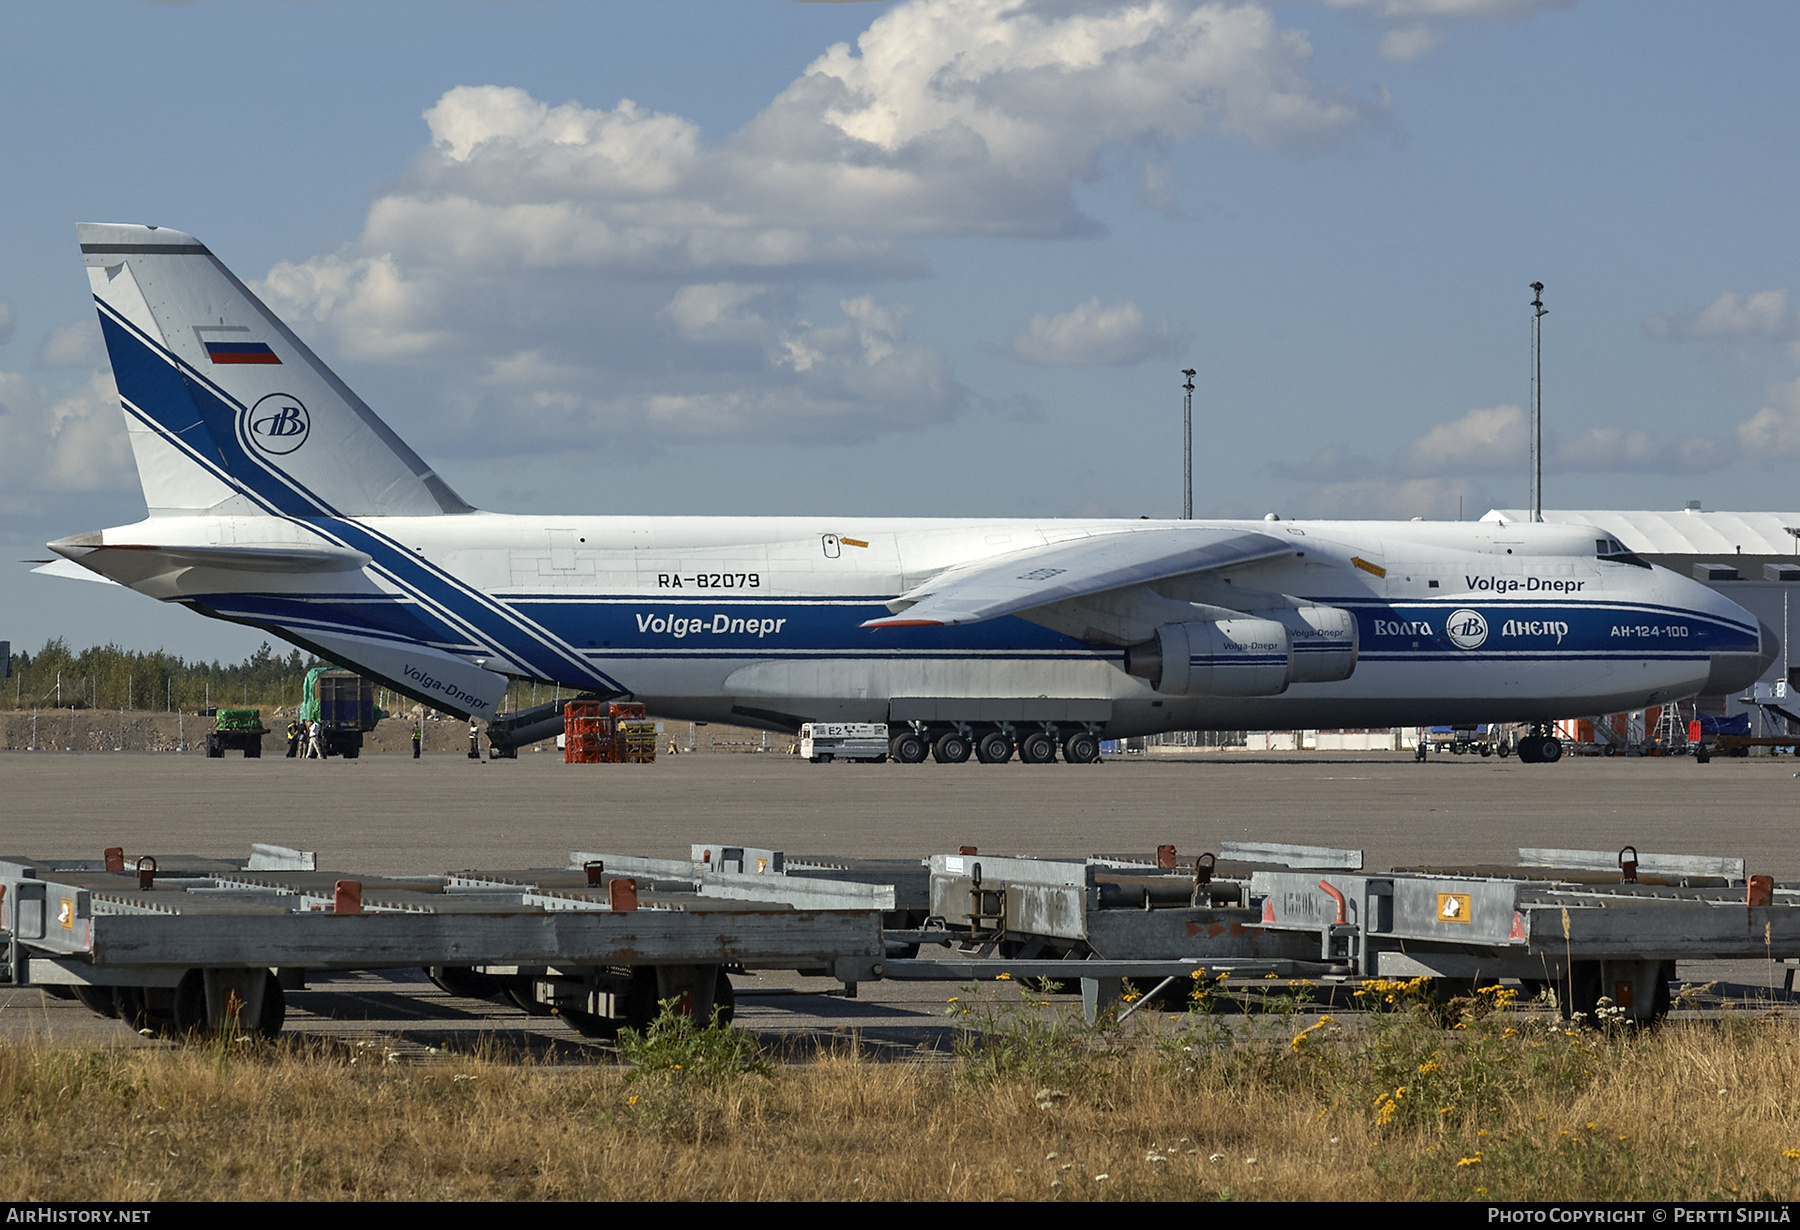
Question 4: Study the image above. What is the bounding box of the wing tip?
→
[860,618,944,629]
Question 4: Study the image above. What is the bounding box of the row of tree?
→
[2,639,322,713]
[3,639,592,717]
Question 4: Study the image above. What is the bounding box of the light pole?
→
[1530,282,1546,523]
[1181,368,1196,520]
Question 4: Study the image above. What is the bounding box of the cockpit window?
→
[1595,536,1650,568]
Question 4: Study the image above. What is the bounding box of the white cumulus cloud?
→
[37,320,101,369]
[252,1,1381,457]
[0,368,133,515]
[1402,403,1526,473]
[1005,298,1177,367]
[1645,289,1797,343]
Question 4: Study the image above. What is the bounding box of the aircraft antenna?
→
[1530,282,1546,523]
[1181,368,1196,520]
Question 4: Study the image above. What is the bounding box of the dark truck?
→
[206,708,268,758]
[300,666,379,758]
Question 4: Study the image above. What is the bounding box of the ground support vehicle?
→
[1423,725,1507,758]
[205,709,266,759]
[299,667,378,758]
[800,723,890,763]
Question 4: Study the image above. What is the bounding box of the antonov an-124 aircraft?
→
[40,224,1776,764]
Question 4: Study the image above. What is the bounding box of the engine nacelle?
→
[1279,604,1358,684]
[1124,617,1292,697]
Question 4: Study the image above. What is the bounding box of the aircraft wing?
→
[862,527,1293,628]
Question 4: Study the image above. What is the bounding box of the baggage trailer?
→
[881,841,1800,1024]
[1,842,883,1038]
[10,838,1800,1037]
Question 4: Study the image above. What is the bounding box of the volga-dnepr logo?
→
[1445,608,1489,650]
[246,393,310,455]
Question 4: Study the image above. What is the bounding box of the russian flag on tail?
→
[204,341,280,365]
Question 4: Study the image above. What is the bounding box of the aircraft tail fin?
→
[78,223,471,518]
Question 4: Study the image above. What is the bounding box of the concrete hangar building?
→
[1489,506,1800,721]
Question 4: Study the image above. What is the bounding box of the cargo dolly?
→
[1,842,885,1038]
[879,842,1800,1024]
[8,839,1798,1037]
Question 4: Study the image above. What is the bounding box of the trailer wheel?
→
[258,975,287,1038]
[115,985,173,1035]
[244,741,261,759]
[504,978,554,1017]
[205,735,224,758]
[429,966,509,1000]
[71,983,119,1018]
[975,730,1014,764]
[556,1007,620,1038]
[1558,962,1603,1022]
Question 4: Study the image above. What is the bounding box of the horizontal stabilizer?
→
[47,538,371,587]
[31,558,121,585]
[863,527,1293,628]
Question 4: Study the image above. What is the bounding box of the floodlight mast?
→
[1181,368,1196,520]
[1530,282,1546,523]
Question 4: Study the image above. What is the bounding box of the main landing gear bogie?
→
[894,723,1103,766]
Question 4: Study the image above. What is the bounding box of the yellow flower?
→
[1418,1060,1440,1075]
[996,973,1012,981]
[1457,1155,1482,1167]
[1783,1149,1800,1160]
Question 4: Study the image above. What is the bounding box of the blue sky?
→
[4,0,1799,662]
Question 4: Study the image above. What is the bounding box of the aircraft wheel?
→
[890,730,928,764]
[1517,736,1543,764]
[1539,737,1563,763]
[931,730,971,764]
[1497,743,1511,758]
[1018,730,1057,764]
[1062,730,1101,764]
[975,730,1014,764]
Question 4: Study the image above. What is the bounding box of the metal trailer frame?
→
[9,836,1800,1037]
[1,842,884,1038]
[884,841,1800,1024]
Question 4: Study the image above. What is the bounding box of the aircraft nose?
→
[1704,617,1781,696]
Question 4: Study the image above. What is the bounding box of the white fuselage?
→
[71,510,1770,737]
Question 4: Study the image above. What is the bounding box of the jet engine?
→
[1124,617,1293,697]
[1123,604,1358,696]
[1280,604,1358,684]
